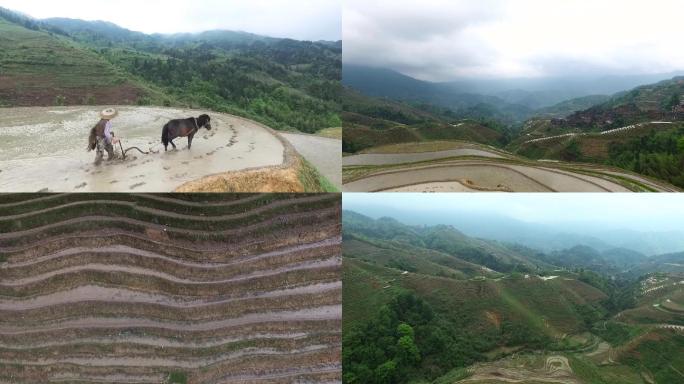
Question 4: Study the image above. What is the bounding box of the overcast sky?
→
[0,0,341,40]
[344,0,684,81]
[344,193,684,233]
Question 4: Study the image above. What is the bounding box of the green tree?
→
[375,360,397,384]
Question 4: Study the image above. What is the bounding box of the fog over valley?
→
[343,194,684,256]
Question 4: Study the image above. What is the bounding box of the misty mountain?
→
[442,73,684,109]
[42,17,279,47]
[342,205,684,256]
[342,65,533,123]
[342,64,684,116]
[343,210,551,273]
[543,245,648,273]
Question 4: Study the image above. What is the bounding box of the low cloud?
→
[344,0,684,80]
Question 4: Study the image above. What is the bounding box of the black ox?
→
[161,114,212,151]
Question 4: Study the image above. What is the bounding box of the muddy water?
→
[0,106,284,192]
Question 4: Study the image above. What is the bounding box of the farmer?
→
[87,108,121,165]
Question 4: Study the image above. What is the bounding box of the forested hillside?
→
[0,7,341,133]
[343,211,684,384]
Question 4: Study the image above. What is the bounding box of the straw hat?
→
[100,108,118,120]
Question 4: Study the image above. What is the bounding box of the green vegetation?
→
[0,8,341,134]
[607,128,684,188]
[593,322,645,346]
[343,292,487,384]
[343,61,684,189]
[298,159,339,192]
[167,372,188,384]
[343,211,684,384]
[342,87,508,153]
[621,330,684,383]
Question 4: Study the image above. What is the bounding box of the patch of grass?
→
[568,355,609,384]
[593,322,646,346]
[167,371,187,384]
[298,159,339,192]
[316,127,342,139]
[432,367,472,384]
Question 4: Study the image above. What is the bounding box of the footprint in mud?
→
[134,175,145,179]
[110,180,119,184]
[203,135,209,140]
[206,151,215,156]
[181,161,190,165]
[173,173,188,178]
[142,159,153,164]
[126,163,139,169]
[193,155,204,160]
[163,166,171,171]
[129,182,146,190]
[74,182,87,189]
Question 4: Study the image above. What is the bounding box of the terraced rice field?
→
[0,193,342,383]
[0,106,288,192]
[342,143,678,192]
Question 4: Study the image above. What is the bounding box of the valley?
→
[342,210,684,384]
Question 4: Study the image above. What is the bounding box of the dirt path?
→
[0,106,284,192]
[280,132,341,188]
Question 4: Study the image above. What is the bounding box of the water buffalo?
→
[161,114,212,151]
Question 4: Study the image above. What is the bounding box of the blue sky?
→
[0,0,341,40]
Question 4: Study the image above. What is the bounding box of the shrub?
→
[167,372,187,384]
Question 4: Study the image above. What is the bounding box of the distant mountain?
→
[342,65,533,124]
[343,64,684,116]
[535,94,612,118]
[342,204,684,256]
[558,76,684,129]
[442,73,684,109]
[341,86,506,152]
[343,210,552,273]
[43,17,278,47]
